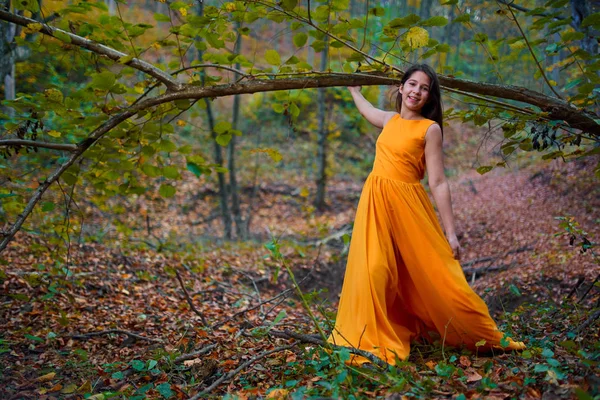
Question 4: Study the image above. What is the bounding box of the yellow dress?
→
[328,114,525,364]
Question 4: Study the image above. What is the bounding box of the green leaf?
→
[561,31,584,42]
[293,32,308,47]
[476,166,493,175]
[156,382,173,398]
[533,364,548,373]
[112,371,124,379]
[281,0,297,11]
[154,13,171,22]
[24,334,44,342]
[541,348,554,358]
[162,166,180,179]
[158,140,177,153]
[453,13,470,23]
[159,184,176,198]
[142,164,161,177]
[581,12,600,28]
[509,284,521,297]
[41,202,56,212]
[421,16,448,27]
[62,172,78,185]
[311,40,326,52]
[369,6,385,16]
[522,350,532,359]
[186,162,202,177]
[475,339,486,347]
[147,360,158,370]
[500,335,510,348]
[265,49,281,65]
[216,133,232,146]
[131,359,146,371]
[91,71,117,91]
[214,121,231,134]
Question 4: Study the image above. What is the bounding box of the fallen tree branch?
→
[71,329,163,343]
[577,308,600,333]
[189,343,298,399]
[462,246,533,267]
[175,270,209,327]
[174,343,218,363]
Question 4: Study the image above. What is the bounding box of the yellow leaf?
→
[176,120,187,127]
[300,187,310,198]
[267,389,289,399]
[509,41,526,51]
[62,382,79,393]
[48,130,61,138]
[548,80,557,86]
[224,2,237,11]
[78,380,92,393]
[406,27,429,49]
[179,7,187,16]
[37,372,56,382]
[24,23,42,34]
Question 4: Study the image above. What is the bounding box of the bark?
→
[315,40,329,210]
[228,20,243,238]
[195,0,232,240]
[1,0,15,117]
[571,0,598,56]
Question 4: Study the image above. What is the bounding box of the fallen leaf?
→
[425,360,436,370]
[48,383,63,392]
[183,358,202,367]
[78,380,92,393]
[465,368,483,382]
[459,355,471,367]
[267,388,289,399]
[37,372,56,382]
[61,383,78,394]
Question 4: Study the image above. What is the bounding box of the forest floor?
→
[0,157,599,399]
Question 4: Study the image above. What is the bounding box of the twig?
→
[212,265,316,329]
[269,329,389,369]
[174,343,218,363]
[578,274,599,304]
[567,276,586,299]
[577,309,600,333]
[175,270,209,327]
[189,343,297,399]
[71,329,163,343]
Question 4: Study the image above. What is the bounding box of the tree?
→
[0,0,599,254]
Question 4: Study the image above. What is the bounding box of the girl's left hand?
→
[448,235,461,260]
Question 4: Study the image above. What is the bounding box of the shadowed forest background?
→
[0,0,599,398]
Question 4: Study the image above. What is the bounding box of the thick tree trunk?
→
[228,21,243,238]
[315,40,329,211]
[1,0,15,118]
[571,0,598,56]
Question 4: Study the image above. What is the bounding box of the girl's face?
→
[399,71,431,112]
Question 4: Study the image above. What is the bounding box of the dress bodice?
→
[371,114,436,183]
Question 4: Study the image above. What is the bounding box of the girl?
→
[328,64,525,365]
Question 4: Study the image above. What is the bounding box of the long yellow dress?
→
[328,114,525,365]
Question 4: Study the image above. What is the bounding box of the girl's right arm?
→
[348,86,397,129]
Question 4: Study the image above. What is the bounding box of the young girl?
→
[328,64,525,365]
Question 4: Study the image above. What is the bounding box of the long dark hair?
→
[394,63,443,135]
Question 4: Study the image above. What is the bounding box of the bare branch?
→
[174,343,218,363]
[0,139,77,152]
[189,343,297,399]
[71,329,163,343]
[175,270,209,327]
[0,10,183,91]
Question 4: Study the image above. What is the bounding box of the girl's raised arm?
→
[348,86,397,129]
